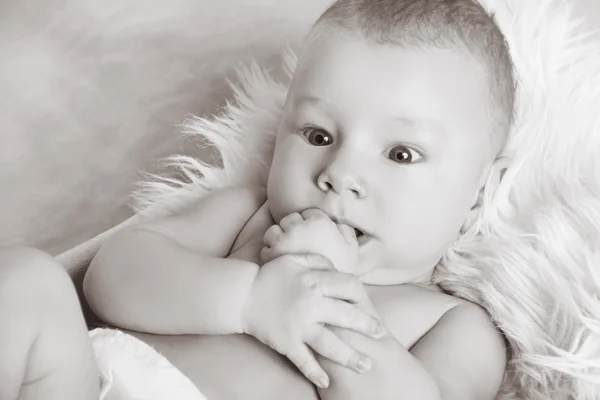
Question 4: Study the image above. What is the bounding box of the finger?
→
[306,270,381,318]
[260,246,280,264]
[303,270,364,303]
[279,212,304,232]
[317,298,384,338]
[307,327,372,374]
[263,224,283,248]
[336,223,358,246]
[285,345,330,388]
[262,241,301,265]
[301,208,330,221]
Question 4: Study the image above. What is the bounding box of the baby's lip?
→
[329,215,358,230]
[354,229,373,246]
[328,216,372,243]
[314,206,373,242]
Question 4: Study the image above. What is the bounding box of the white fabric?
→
[90,328,207,400]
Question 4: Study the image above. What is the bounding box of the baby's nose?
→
[316,169,367,198]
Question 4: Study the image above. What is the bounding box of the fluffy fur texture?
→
[131,0,600,398]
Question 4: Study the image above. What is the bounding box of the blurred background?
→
[0,0,598,255]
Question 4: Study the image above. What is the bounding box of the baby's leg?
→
[0,247,98,400]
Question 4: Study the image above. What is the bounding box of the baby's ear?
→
[488,155,511,193]
[470,156,511,211]
[462,156,510,234]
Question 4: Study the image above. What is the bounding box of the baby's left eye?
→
[387,145,424,164]
[302,127,333,147]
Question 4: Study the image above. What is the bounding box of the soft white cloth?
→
[90,328,207,400]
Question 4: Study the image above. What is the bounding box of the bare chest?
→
[366,284,462,349]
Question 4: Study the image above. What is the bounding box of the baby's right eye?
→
[302,127,333,146]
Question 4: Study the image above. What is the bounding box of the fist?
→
[261,208,359,274]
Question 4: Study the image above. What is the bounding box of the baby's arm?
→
[0,247,98,400]
[409,304,506,399]
[320,304,506,400]
[264,210,505,399]
[84,185,266,335]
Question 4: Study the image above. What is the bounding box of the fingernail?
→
[372,324,387,339]
[356,356,372,373]
[317,375,330,388]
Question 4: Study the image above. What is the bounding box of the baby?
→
[0,0,516,399]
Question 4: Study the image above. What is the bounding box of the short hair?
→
[310,0,516,150]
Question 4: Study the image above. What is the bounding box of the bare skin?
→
[0,247,98,400]
[125,331,318,400]
[120,197,468,400]
[124,286,458,400]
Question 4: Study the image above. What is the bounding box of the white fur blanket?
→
[58,0,600,399]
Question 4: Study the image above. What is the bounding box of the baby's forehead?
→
[301,26,486,75]
[295,35,489,100]
[289,46,499,156]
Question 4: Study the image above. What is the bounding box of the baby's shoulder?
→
[177,184,267,224]
[368,284,474,349]
[198,184,266,209]
[137,184,267,258]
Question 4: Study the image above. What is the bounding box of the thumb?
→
[336,223,358,246]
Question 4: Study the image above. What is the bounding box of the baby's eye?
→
[302,127,333,146]
[387,145,423,164]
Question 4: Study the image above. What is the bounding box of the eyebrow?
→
[294,95,446,138]
[391,116,447,138]
[292,95,340,121]
[294,95,329,108]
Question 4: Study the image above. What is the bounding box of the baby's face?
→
[268,32,496,284]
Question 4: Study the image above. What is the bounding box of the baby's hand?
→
[261,208,359,274]
[242,253,384,389]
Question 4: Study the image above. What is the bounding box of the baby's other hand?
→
[261,208,359,274]
[242,253,384,389]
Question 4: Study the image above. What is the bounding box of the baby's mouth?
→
[323,211,371,246]
[353,227,371,246]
